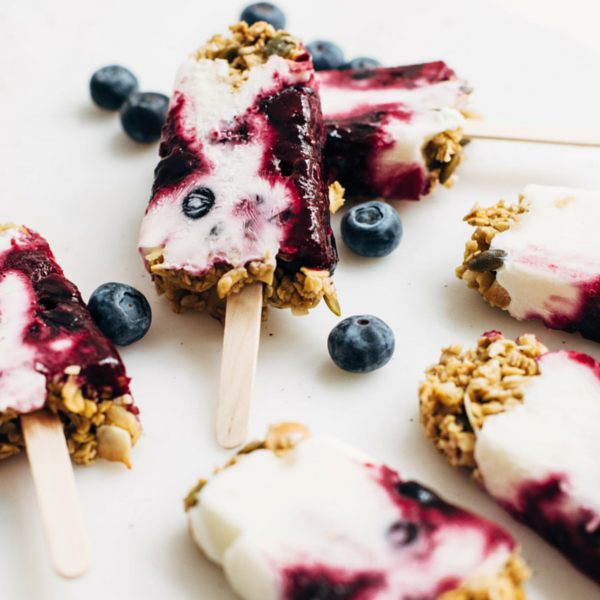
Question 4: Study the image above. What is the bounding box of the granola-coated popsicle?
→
[316,62,470,201]
[457,185,600,343]
[0,225,140,466]
[185,423,530,600]
[138,22,342,320]
[420,332,600,583]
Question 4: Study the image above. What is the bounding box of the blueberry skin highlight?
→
[241,3,286,29]
[120,92,169,143]
[328,315,395,374]
[90,65,139,110]
[341,201,403,258]
[88,283,152,347]
[341,57,382,70]
[306,41,345,71]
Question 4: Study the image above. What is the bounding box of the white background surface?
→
[1,0,600,598]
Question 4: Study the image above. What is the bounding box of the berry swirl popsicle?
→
[316,62,471,201]
[457,185,600,343]
[185,423,530,600]
[420,332,600,583]
[0,224,140,467]
[138,22,342,320]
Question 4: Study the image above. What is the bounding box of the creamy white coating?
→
[317,77,466,120]
[476,351,600,518]
[0,271,47,413]
[492,184,600,322]
[376,108,464,183]
[138,56,312,276]
[189,435,513,600]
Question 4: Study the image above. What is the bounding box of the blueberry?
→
[395,481,441,506]
[88,283,152,347]
[182,187,215,219]
[120,92,169,143]
[341,201,402,258]
[306,41,345,71]
[327,315,394,374]
[240,3,286,30]
[340,57,382,70]
[388,520,419,547]
[90,65,139,110]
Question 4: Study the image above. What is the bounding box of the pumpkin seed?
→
[467,249,507,272]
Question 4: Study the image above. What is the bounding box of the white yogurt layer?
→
[0,271,47,413]
[475,351,600,519]
[317,76,466,122]
[492,184,600,323]
[189,435,513,600]
[138,55,313,276]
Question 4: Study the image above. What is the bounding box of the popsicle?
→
[316,62,471,201]
[456,185,600,343]
[138,21,341,321]
[420,331,600,583]
[0,223,141,576]
[137,22,343,447]
[0,224,141,465]
[185,423,530,600]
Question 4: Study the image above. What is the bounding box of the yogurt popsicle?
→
[457,185,600,343]
[186,423,530,600]
[316,62,471,201]
[420,331,600,583]
[0,224,141,467]
[138,22,342,320]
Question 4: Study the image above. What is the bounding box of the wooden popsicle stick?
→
[21,410,92,578]
[216,282,263,449]
[462,119,600,147]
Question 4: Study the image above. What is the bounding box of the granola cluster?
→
[456,197,529,308]
[424,128,465,190]
[419,332,547,469]
[441,553,530,600]
[0,370,141,466]
[193,21,305,85]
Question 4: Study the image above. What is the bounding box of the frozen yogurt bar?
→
[420,331,600,583]
[457,185,600,343]
[139,22,341,319]
[317,62,470,201]
[186,423,529,600]
[0,224,141,466]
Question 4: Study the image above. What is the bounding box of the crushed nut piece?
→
[328,181,346,214]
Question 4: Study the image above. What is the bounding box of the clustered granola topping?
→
[440,554,530,600]
[424,128,465,190]
[419,332,547,470]
[193,21,305,86]
[456,197,529,308]
[0,368,141,466]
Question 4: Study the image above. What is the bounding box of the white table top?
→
[1,0,599,598]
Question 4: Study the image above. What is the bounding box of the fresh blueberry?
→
[240,3,286,30]
[395,481,441,506]
[90,65,139,110]
[341,201,402,258]
[88,283,152,347]
[120,92,169,143]
[388,520,419,547]
[306,41,345,71]
[327,315,394,374]
[341,57,382,70]
[182,187,215,219]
